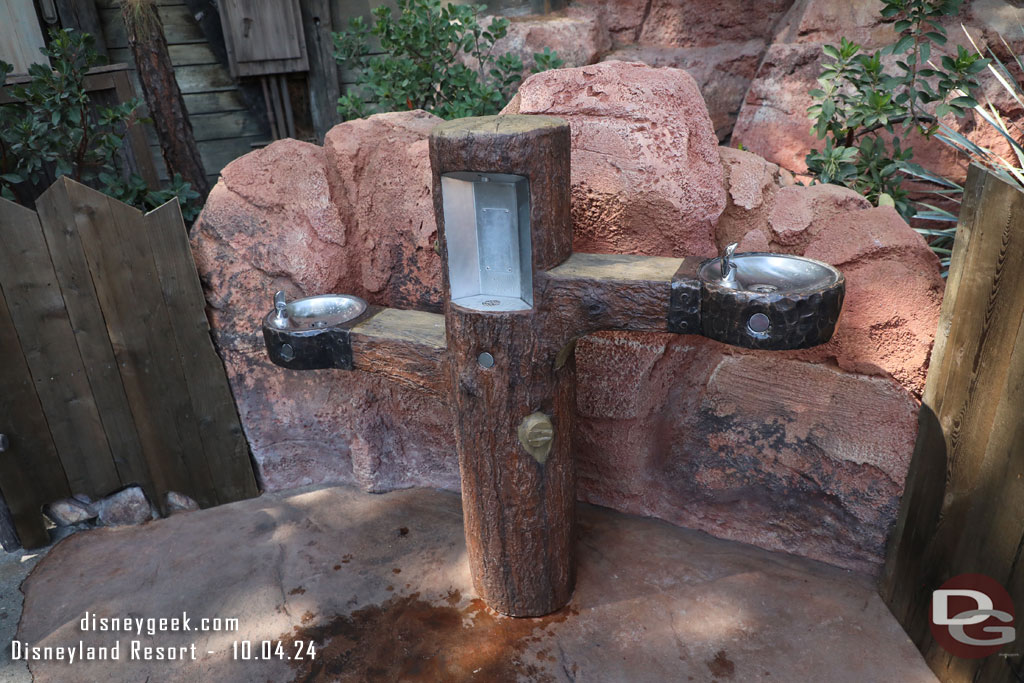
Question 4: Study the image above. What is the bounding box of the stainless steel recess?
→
[441,172,532,312]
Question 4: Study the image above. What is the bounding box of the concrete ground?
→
[13,485,936,682]
[1,549,42,683]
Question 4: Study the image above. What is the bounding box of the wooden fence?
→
[0,178,257,549]
[882,164,1024,681]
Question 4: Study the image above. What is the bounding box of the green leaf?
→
[891,35,914,54]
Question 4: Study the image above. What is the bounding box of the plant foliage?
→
[806,0,987,218]
[907,25,1024,276]
[0,29,199,220]
[333,0,563,120]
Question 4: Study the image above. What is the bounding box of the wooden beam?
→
[146,200,258,504]
[881,165,1024,681]
[299,0,341,141]
[0,276,66,549]
[349,308,448,396]
[55,0,109,56]
[431,115,576,617]
[0,197,122,497]
[540,252,681,335]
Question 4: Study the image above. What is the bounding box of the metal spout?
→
[721,242,738,282]
[273,290,288,327]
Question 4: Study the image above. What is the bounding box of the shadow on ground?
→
[15,485,935,682]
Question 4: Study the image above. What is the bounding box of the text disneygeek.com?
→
[8,612,317,663]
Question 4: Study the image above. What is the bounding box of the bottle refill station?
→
[263,115,845,616]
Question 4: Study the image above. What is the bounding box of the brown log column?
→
[430,115,575,617]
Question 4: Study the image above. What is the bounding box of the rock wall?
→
[489,0,1021,182]
[732,0,1024,181]
[192,61,943,574]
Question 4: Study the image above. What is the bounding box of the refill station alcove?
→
[441,172,533,312]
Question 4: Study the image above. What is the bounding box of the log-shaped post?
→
[430,115,575,617]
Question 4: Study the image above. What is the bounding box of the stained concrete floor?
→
[13,485,936,682]
[0,549,42,683]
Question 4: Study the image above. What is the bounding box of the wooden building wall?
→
[96,0,266,187]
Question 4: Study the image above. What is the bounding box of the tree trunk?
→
[121,0,210,203]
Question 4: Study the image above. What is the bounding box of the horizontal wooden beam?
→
[349,308,448,396]
[337,253,695,396]
[540,252,683,335]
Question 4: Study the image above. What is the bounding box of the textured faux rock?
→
[322,110,443,311]
[165,492,200,513]
[479,7,611,75]
[97,487,153,526]
[574,334,917,574]
[504,61,726,258]
[572,0,794,48]
[45,499,96,527]
[603,40,767,140]
[733,0,1024,179]
[191,64,942,573]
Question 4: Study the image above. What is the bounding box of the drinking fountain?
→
[260,114,845,617]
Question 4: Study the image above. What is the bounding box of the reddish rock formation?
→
[733,0,1024,179]
[192,111,456,494]
[603,41,767,140]
[574,333,918,574]
[322,109,443,311]
[503,61,726,258]
[192,64,943,574]
[480,7,612,74]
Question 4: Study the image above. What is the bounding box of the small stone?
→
[165,491,200,513]
[97,487,153,526]
[45,498,97,526]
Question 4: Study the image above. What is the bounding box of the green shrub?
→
[806,0,988,218]
[333,0,563,121]
[0,29,199,220]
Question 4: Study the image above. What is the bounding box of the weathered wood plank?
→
[187,111,265,140]
[197,135,264,172]
[0,0,48,74]
[96,0,186,8]
[924,164,987,414]
[101,5,205,48]
[944,312,1024,681]
[183,90,248,115]
[110,69,161,189]
[55,0,109,56]
[882,165,1024,682]
[146,200,257,503]
[63,181,218,509]
[541,252,680,334]
[0,199,121,497]
[109,43,219,67]
[218,0,308,77]
[300,0,342,140]
[350,309,448,395]
[0,285,65,549]
[35,181,155,500]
